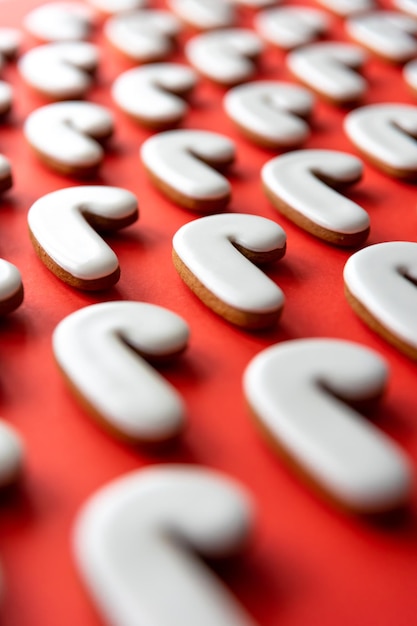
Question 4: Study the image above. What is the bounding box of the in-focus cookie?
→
[244,338,412,513]
[24,101,114,177]
[262,149,370,246]
[112,63,198,129]
[104,10,181,64]
[172,213,287,328]
[18,42,99,101]
[224,80,314,149]
[53,302,189,442]
[140,129,235,211]
[344,241,417,360]
[287,41,367,105]
[344,103,417,179]
[28,186,138,290]
[185,28,264,86]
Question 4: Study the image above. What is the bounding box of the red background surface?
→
[0,0,416,624]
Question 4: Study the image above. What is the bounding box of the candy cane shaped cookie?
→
[140,129,235,211]
[224,81,314,149]
[104,10,181,64]
[23,2,95,42]
[112,64,198,129]
[24,101,114,177]
[18,42,99,101]
[244,338,412,513]
[316,0,374,17]
[53,302,189,442]
[74,465,256,626]
[287,42,367,105]
[86,0,147,15]
[0,260,23,314]
[262,150,369,246]
[167,0,236,30]
[28,186,138,290]
[185,29,264,86]
[346,11,417,64]
[394,0,417,18]
[173,213,286,328]
[344,103,417,179]
[254,6,330,51]
[344,241,417,360]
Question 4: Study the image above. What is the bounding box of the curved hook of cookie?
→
[23,2,95,42]
[112,63,198,129]
[28,186,138,290]
[244,338,412,513]
[24,101,114,177]
[287,41,367,105]
[172,213,286,328]
[0,260,23,314]
[167,0,236,30]
[18,42,99,101]
[74,465,257,626]
[344,103,417,179]
[344,241,417,360]
[262,149,369,246]
[104,10,181,63]
[346,11,417,64]
[254,6,330,51]
[140,129,235,211]
[53,302,189,443]
[185,28,264,86]
[224,80,314,149]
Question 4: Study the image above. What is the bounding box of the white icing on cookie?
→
[24,101,114,176]
[0,422,24,487]
[344,241,417,359]
[287,41,367,104]
[223,80,314,148]
[346,11,417,64]
[140,129,235,211]
[244,338,412,512]
[112,63,198,129]
[173,213,286,327]
[185,28,264,85]
[53,302,189,442]
[167,0,236,30]
[74,465,256,626]
[262,149,369,245]
[316,0,374,17]
[254,6,330,50]
[104,10,181,63]
[0,82,12,117]
[394,0,417,18]
[86,0,147,15]
[344,103,417,179]
[232,0,278,7]
[28,186,138,290]
[0,153,12,192]
[403,57,417,93]
[0,27,21,59]
[0,260,23,314]
[18,42,99,100]
[23,2,95,42]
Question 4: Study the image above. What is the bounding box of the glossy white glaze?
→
[140,129,235,207]
[167,0,236,30]
[104,10,181,63]
[244,338,412,512]
[28,186,138,285]
[254,6,330,50]
[173,213,286,314]
[0,260,22,303]
[53,302,189,441]
[23,2,95,42]
[262,149,369,235]
[74,465,256,626]
[224,80,314,147]
[316,0,374,16]
[24,101,113,173]
[287,41,367,103]
[344,103,417,176]
[18,42,99,100]
[185,28,263,85]
[112,63,197,127]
